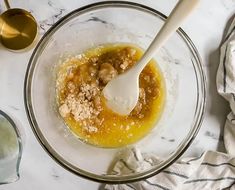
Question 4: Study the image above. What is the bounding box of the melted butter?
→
[57,44,166,148]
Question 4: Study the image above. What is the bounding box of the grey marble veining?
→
[0,0,234,189]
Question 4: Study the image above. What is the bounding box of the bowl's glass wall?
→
[26,3,205,182]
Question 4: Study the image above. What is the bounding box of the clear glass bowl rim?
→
[24,1,206,184]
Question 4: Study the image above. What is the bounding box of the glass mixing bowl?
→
[24,1,206,183]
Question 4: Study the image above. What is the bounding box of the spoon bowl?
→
[0,0,37,50]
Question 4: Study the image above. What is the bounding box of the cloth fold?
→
[217,17,235,157]
[105,149,235,190]
[104,16,235,190]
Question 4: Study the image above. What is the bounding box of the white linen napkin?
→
[104,16,235,190]
[217,16,235,157]
[104,148,235,190]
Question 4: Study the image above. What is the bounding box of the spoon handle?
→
[4,0,11,9]
[134,0,200,73]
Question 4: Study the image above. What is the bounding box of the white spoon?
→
[103,0,200,115]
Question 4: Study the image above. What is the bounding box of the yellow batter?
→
[56,44,165,148]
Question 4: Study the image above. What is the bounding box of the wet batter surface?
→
[56,44,165,148]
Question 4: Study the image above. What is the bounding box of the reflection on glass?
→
[0,110,22,185]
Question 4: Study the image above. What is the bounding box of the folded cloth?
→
[104,17,235,190]
[104,148,235,190]
[217,16,235,156]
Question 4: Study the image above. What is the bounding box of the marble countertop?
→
[0,0,234,189]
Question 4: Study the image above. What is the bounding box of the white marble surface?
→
[0,0,234,189]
